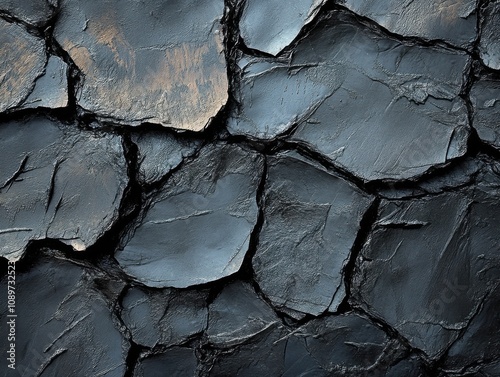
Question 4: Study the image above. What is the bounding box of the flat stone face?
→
[0,255,128,377]
[480,2,500,70]
[134,347,198,377]
[471,79,500,150]
[228,58,333,139]
[342,0,477,47]
[207,281,279,347]
[291,314,393,374]
[443,283,500,372]
[116,144,264,288]
[22,55,69,109]
[131,131,202,185]
[0,18,46,113]
[54,0,228,130]
[0,117,128,261]
[0,0,56,25]
[121,286,208,348]
[239,0,326,55]
[253,152,373,316]
[229,13,470,181]
[352,170,500,358]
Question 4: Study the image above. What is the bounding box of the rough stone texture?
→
[121,286,208,348]
[131,131,202,185]
[352,165,500,358]
[116,144,264,288]
[253,152,373,316]
[0,255,129,376]
[0,0,56,26]
[0,117,127,261]
[134,347,198,377]
[54,0,228,130]
[239,0,326,55]
[21,56,69,109]
[471,78,500,150]
[342,0,477,47]
[480,2,500,70]
[230,12,470,181]
[0,18,46,113]
[1,2,500,376]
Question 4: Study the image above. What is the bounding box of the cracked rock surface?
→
[0,0,499,376]
[54,0,228,130]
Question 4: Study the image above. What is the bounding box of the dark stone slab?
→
[342,0,477,48]
[229,12,470,181]
[21,55,68,110]
[471,78,500,150]
[134,347,198,377]
[353,166,500,358]
[54,0,228,130]
[0,0,56,26]
[0,117,128,261]
[0,255,128,376]
[253,152,373,316]
[443,283,500,372]
[131,131,202,185]
[116,144,264,288]
[480,2,500,70]
[288,314,395,375]
[207,281,279,347]
[239,0,326,55]
[0,18,46,113]
[121,286,208,348]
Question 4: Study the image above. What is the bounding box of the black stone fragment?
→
[480,2,500,70]
[0,254,129,377]
[0,117,128,261]
[0,0,56,26]
[116,143,264,288]
[133,347,198,377]
[131,131,202,185]
[352,164,500,358]
[471,78,500,150]
[253,152,373,316]
[121,286,208,348]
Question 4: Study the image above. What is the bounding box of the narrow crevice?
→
[338,197,381,313]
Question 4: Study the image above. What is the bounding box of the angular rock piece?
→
[22,55,68,109]
[239,0,326,55]
[228,58,333,139]
[253,152,373,316]
[342,0,477,47]
[471,78,500,150]
[0,255,129,376]
[353,175,500,358]
[290,314,394,374]
[0,117,128,261]
[290,15,470,181]
[443,284,500,373]
[480,2,500,70]
[0,18,46,113]
[121,286,208,348]
[0,0,56,25]
[230,12,470,181]
[116,144,264,288]
[207,281,279,347]
[134,347,198,377]
[54,0,228,130]
[131,131,202,185]
[209,325,287,377]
